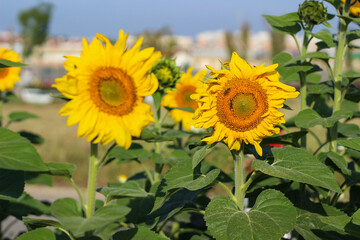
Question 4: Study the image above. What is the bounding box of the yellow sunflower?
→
[53,30,161,149]
[342,0,360,17]
[0,48,21,91]
[162,67,206,131]
[192,52,299,156]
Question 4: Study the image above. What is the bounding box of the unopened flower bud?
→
[298,0,328,28]
[150,57,181,92]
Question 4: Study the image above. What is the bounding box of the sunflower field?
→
[1,0,360,239]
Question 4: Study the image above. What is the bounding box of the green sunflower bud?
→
[150,57,181,92]
[298,0,327,28]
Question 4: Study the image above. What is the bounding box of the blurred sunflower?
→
[53,30,161,149]
[192,52,299,156]
[0,48,21,91]
[342,0,360,17]
[162,67,206,131]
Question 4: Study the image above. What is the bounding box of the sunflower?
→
[162,67,206,131]
[192,52,299,156]
[0,48,21,91]
[342,0,360,17]
[53,30,161,149]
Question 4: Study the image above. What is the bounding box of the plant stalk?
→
[233,145,245,210]
[85,143,99,218]
[329,4,349,152]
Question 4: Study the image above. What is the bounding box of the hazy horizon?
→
[0,0,326,39]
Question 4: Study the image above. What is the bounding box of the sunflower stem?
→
[233,145,245,210]
[0,92,4,127]
[299,30,310,149]
[154,105,162,182]
[329,3,349,152]
[85,143,99,218]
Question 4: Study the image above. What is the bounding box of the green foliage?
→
[0,59,26,68]
[18,3,53,58]
[253,147,341,192]
[205,189,296,240]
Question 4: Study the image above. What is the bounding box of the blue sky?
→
[0,0,336,38]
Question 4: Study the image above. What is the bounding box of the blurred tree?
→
[240,22,250,59]
[271,30,285,58]
[18,3,53,58]
[225,31,236,60]
[139,27,177,57]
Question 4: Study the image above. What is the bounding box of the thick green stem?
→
[232,146,245,210]
[85,143,99,218]
[299,31,310,148]
[329,4,349,152]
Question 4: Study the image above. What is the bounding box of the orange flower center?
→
[89,67,136,116]
[216,78,268,131]
[0,68,9,78]
[176,85,197,110]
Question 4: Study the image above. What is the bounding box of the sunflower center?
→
[216,78,268,132]
[231,93,257,119]
[99,79,127,107]
[90,67,136,116]
[176,86,197,109]
[0,68,9,78]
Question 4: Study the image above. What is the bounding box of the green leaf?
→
[295,211,360,240]
[18,131,44,145]
[338,123,360,137]
[0,169,24,200]
[99,181,152,201]
[291,52,332,63]
[51,198,130,237]
[23,217,63,231]
[109,143,152,162]
[8,111,38,124]
[253,147,341,192]
[0,128,47,172]
[45,162,76,177]
[347,30,360,44]
[295,109,352,128]
[9,192,50,218]
[327,152,351,175]
[295,109,323,128]
[139,128,191,142]
[204,189,296,240]
[25,172,52,186]
[338,138,360,151]
[164,106,195,113]
[273,52,292,65]
[162,159,220,192]
[311,29,336,48]
[113,226,169,240]
[263,13,301,35]
[15,228,56,240]
[0,59,26,68]
[152,91,162,112]
[192,144,216,169]
[353,209,360,225]
[261,131,307,147]
[308,81,333,94]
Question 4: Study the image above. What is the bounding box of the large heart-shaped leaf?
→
[295,109,353,128]
[253,147,341,192]
[204,189,296,240]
